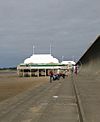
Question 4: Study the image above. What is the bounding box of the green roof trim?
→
[19,63,66,67]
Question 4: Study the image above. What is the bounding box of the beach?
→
[0,70,48,102]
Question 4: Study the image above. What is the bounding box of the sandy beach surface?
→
[0,70,48,102]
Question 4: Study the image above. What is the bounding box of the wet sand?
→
[0,70,48,102]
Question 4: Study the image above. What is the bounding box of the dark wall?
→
[77,36,100,66]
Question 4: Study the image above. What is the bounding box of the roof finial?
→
[33,45,35,54]
[50,44,52,55]
[62,56,64,61]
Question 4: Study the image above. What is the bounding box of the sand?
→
[0,70,48,102]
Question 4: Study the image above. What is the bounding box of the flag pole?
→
[33,45,35,54]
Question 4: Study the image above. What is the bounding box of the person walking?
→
[74,65,78,75]
[49,70,53,83]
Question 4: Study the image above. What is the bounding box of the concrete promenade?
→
[38,77,79,122]
[75,71,100,122]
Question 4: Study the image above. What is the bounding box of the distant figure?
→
[66,69,69,77]
[59,73,65,79]
[62,74,65,79]
[49,70,53,83]
[74,65,78,75]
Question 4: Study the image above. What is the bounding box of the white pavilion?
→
[17,54,65,77]
[17,45,75,77]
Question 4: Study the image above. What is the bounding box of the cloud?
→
[0,0,100,67]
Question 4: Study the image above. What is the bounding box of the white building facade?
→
[17,54,64,77]
[17,54,76,77]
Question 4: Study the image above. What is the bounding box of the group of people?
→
[49,71,65,83]
[49,65,78,83]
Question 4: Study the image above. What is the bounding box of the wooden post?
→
[23,69,24,77]
[45,69,46,76]
[17,69,19,76]
[38,69,39,77]
[30,67,32,77]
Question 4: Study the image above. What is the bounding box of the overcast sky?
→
[0,0,100,67]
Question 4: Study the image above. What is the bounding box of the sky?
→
[0,0,100,67]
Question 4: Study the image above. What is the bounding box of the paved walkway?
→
[75,72,100,122]
[38,78,79,122]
